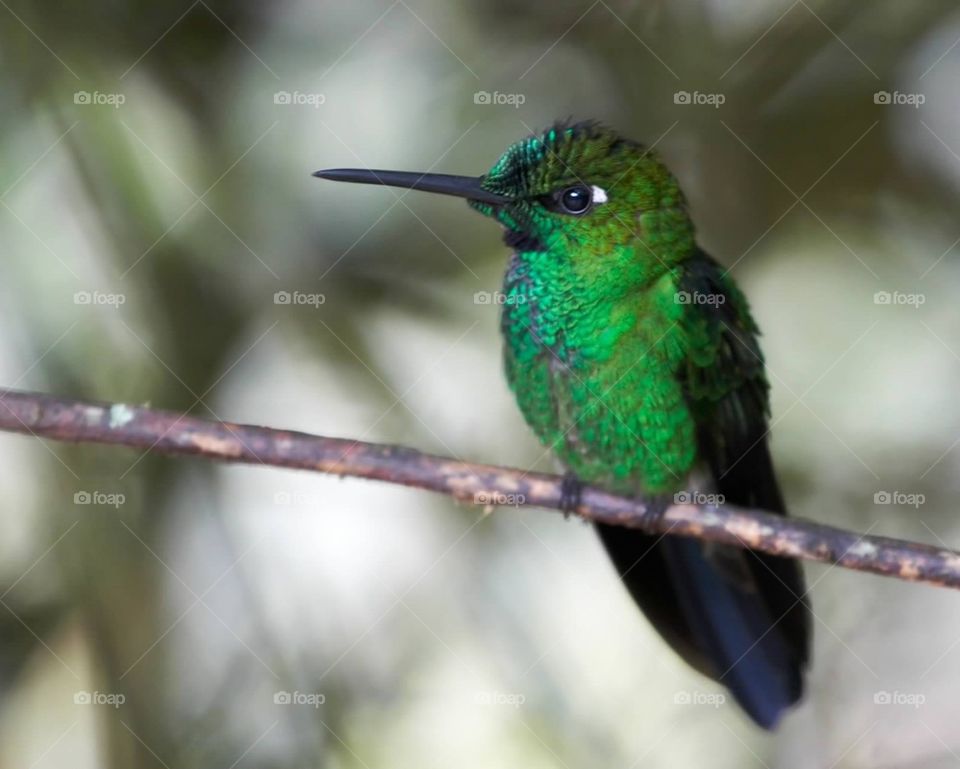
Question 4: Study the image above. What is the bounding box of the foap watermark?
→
[474,90,525,108]
[274,90,325,108]
[474,290,525,306]
[674,90,725,109]
[74,90,125,108]
[273,690,326,708]
[273,490,323,507]
[74,290,126,308]
[874,690,925,708]
[874,90,925,108]
[474,491,525,507]
[74,490,126,509]
[674,490,725,506]
[474,690,526,708]
[274,290,325,308]
[74,690,125,708]
[874,290,925,308]
[674,290,725,307]
[874,490,925,509]
[673,690,726,708]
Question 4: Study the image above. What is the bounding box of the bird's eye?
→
[558,185,592,214]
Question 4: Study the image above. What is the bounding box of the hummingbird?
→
[315,120,811,729]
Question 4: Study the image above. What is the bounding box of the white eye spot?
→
[591,185,608,204]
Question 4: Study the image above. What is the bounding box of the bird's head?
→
[315,121,696,289]
[473,121,695,277]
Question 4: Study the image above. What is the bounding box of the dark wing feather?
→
[596,250,810,728]
[679,250,811,669]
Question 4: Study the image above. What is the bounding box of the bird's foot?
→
[636,494,671,531]
[559,472,583,519]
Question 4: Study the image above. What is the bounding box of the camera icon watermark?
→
[674,290,725,306]
[74,290,126,308]
[673,690,726,708]
[273,490,322,507]
[673,90,725,109]
[873,690,925,708]
[673,490,725,506]
[874,90,924,108]
[473,290,525,306]
[873,290,925,308]
[74,690,125,708]
[474,690,526,708]
[473,90,526,108]
[273,690,325,707]
[74,490,126,508]
[873,490,925,509]
[274,290,325,307]
[474,491,526,507]
[74,90,126,108]
[273,91,325,108]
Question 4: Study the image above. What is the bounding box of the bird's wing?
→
[676,248,811,671]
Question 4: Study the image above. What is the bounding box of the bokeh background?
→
[1,0,959,766]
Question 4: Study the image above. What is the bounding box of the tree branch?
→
[0,388,957,589]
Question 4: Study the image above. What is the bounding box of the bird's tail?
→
[596,524,808,729]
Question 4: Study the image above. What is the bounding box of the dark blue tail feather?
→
[659,536,802,729]
[595,522,808,729]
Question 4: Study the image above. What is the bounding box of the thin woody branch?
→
[0,388,957,589]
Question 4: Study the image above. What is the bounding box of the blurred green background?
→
[1,0,960,766]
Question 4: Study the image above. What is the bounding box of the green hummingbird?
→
[315,120,811,728]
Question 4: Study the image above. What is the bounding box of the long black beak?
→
[313,168,510,205]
